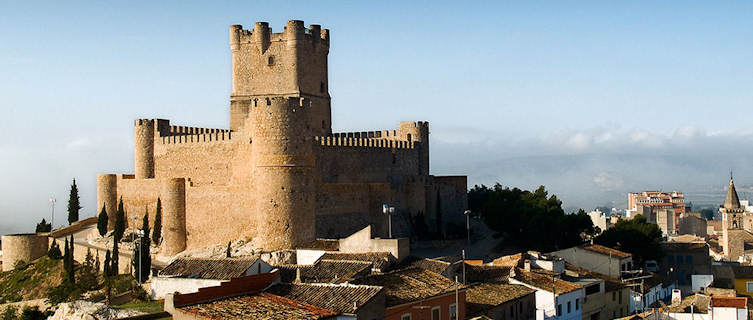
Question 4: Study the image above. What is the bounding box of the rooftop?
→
[581,244,632,259]
[711,296,747,309]
[510,268,582,294]
[159,258,260,280]
[465,265,512,284]
[298,239,340,251]
[319,252,395,272]
[267,282,383,315]
[466,283,535,317]
[178,292,338,320]
[352,268,464,307]
[301,259,372,283]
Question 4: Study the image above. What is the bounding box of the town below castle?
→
[1,17,751,320]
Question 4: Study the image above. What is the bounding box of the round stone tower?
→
[134,119,155,179]
[96,174,118,230]
[251,96,316,250]
[1,234,49,271]
[161,178,187,255]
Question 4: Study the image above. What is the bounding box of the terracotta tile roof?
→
[465,265,512,284]
[511,268,582,294]
[303,260,372,283]
[491,253,524,267]
[299,239,340,251]
[319,252,395,272]
[267,283,383,315]
[712,296,747,309]
[666,294,710,314]
[581,244,632,259]
[466,283,535,317]
[179,292,338,320]
[352,267,465,307]
[410,258,453,275]
[159,258,259,280]
[276,264,315,283]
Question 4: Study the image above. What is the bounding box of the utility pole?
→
[461,249,466,285]
[464,210,471,247]
[455,275,459,320]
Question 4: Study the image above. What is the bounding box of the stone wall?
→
[1,234,48,271]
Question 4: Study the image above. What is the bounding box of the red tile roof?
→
[352,268,465,307]
[159,258,262,280]
[511,268,582,294]
[581,244,632,259]
[268,282,383,315]
[179,292,338,320]
[712,296,747,309]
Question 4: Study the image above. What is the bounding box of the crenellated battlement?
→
[160,131,233,145]
[164,125,231,137]
[230,20,330,53]
[314,136,417,150]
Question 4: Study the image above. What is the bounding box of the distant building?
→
[720,177,753,262]
[627,191,687,235]
[678,212,708,238]
[588,210,609,234]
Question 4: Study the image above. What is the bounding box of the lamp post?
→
[135,229,144,283]
[382,204,395,238]
[463,210,471,247]
[130,215,137,275]
[49,196,56,230]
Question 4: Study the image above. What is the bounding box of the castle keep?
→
[97,20,467,253]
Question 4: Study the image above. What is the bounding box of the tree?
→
[66,235,75,284]
[103,249,112,305]
[152,198,162,244]
[469,183,595,252]
[97,204,109,237]
[103,250,111,278]
[67,179,82,225]
[35,218,51,233]
[63,237,71,280]
[113,197,126,243]
[594,214,664,264]
[111,236,119,276]
[47,240,62,259]
[79,248,97,290]
[133,211,152,283]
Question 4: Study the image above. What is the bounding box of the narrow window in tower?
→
[320,82,325,93]
[407,134,412,142]
[322,120,326,129]
[266,98,271,106]
[268,56,275,66]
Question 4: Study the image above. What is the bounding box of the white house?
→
[150,257,273,299]
[665,295,748,320]
[509,267,584,320]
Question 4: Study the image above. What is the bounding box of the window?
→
[619,290,623,302]
[267,56,275,66]
[668,255,674,264]
[557,304,562,316]
[401,314,411,320]
[612,291,616,301]
[509,305,513,316]
[576,299,580,310]
[677,256,683,264]
[686,255,693,264]
[431,306,440,320]
[747,281,753,293]
[449,304,457,320]
[567,301,571,313]
[320,81,325,93]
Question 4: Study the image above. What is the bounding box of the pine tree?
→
[35,218,52,233]
[152,198,162,244]
[47,240,62,259]
[97,204,108,237]
[67,179,82,225]
[113,197,125,243]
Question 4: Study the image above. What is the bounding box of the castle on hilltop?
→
[96,20,467,254]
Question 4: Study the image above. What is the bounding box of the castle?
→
[96,20,468,254]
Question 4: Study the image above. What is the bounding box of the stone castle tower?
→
[96,20,467,253]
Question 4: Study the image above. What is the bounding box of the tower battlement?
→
[230,20,330,53]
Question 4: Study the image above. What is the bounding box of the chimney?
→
[294,268,302,283]
[671,289,682,305]
[524,259,531,272]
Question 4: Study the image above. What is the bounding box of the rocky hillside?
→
[0,256,63,302]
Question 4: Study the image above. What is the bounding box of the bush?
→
[1,306,18,320]
[19,306,49,320]
[13,260,29,271]
[132,284,149,301]
[47,241,62,259]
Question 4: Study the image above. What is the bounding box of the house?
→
[509,267,583,320]
[353,267,466,320]
[151,257,273,299]
[465,283,536,320]
[565,263,631,319]
[729,265,753,298]
[665,294,748,320]
[173,292,340,320]
[627,273,675,314]
[659,239,712,294]
[549,244,633,278]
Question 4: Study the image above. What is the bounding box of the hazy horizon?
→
[2,1,752,234]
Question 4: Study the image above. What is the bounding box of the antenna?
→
[49,196,56,230]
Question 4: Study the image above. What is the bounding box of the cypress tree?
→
[68,235,75,284]
[113,197,125,243]
[97,204,108,237]
[63,238,70,278]
[111,236,119,276]
[47,240,62,259]
[67,179,82,225]
[103,250,111,277]
[152,198,162,244]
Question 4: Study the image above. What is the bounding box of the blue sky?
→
[1,1,752,233]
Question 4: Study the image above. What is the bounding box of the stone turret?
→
[162,178,187,255]
[96,174,118,230]
[250,96,316,250]
[229,20,331,135]
[134,119,155,179]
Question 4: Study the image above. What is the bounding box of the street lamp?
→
[463,210,471,246]
[49,196,56,230]
[130,215,137,275]
[382,204,395,238]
